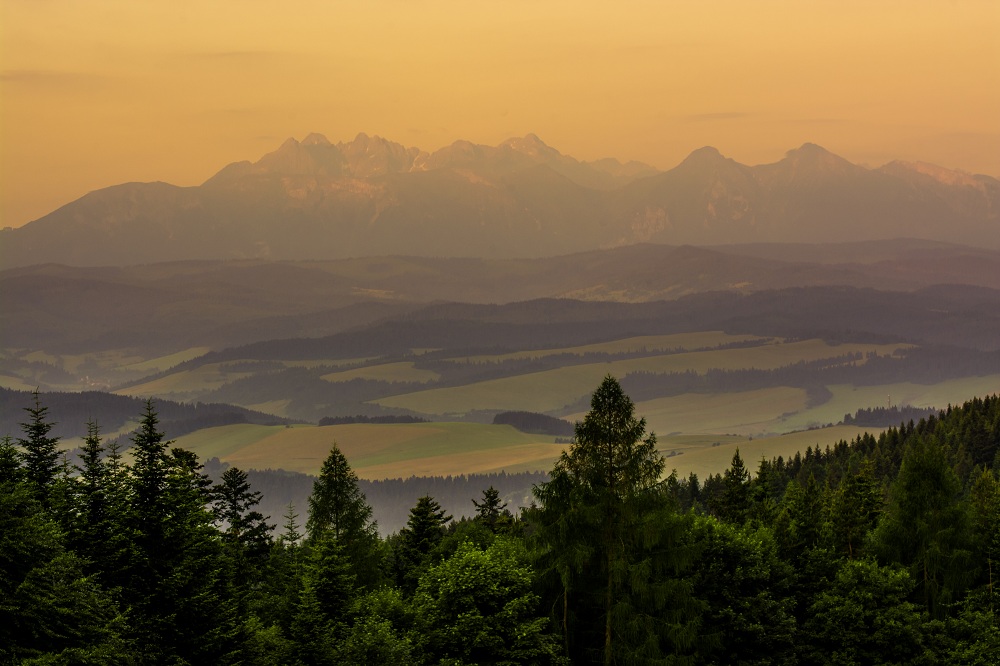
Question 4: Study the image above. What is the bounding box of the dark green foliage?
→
[802,559,925,664]
[6,382,1000,664]
[394,495,452,592]
[472,485,514,533]
[715,448,751,523]
[17,390,61,503]
[120,401,241,664]
[873,434,974,618]
[215,466,274,566]
[684,518,796,665]
[533,375,702,665]
[969,468,1000,612]
[0,436,21,484]
[306,444,382,589]
[0,480,131,664]
[412,538,565,665]
[829,458,882,559]
[341,588,416,665]
[493,410,575,436]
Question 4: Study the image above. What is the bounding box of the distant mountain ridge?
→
[2,134,997,267]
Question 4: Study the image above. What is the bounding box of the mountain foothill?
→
[2,132,997,268]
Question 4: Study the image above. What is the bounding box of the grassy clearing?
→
[457,332,772,363]
[375,339,910,416]
[321,361,441,384]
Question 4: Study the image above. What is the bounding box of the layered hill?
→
[4,241,1000,356]
[2,134,997,267]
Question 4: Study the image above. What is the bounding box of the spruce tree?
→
[124,401,240,663]
[306,444,381,588]
[472,485,512,533]
[17,390,61,503]
[874,434,974,618]
[395,495,452,592]
[533,375,700,665]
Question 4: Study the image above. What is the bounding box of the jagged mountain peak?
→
[780,142,854,168]
[679,146,726,165]
[301,132,332,146]
[879,160,984,188]
[500,133,559,158]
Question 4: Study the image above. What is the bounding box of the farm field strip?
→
[321,361,441,384]
[374,339,911,416]
[122,347,212,374]
[774,376,1000,433]
[115,362,257,397]
[0,373,41,391]
[455,332,773,363]
[618,387,810,438]
[661,426,872,481]
[172,421,560,478]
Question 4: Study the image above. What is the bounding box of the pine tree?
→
[874,434,975,618]
[717,448,751,523]
[70,421,116,578]
[472,485,512,533]
[395,495,452,592]
[829,458,882,559]
[0,436,22,484]
[17,390,61,503]
[124,401,240,663]
[533,375,701,665]
[215,466,274,565]
[306,444,381,588]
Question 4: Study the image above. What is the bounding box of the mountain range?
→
[2,134,998,267]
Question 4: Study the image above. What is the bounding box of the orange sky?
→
[2,0,998,228]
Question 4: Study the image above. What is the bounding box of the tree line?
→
[2,382,999,664]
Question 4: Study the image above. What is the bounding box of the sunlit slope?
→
[374,339,910,416]
[661,426,873,481]
[173,421,565,479]
[171,419,882,482]
[455,332,770,362]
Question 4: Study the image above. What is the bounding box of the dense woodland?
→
[2,380,999,664]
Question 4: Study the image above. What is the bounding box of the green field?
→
[173,421,564,479]
[115,362,257,398]
[456,332,771,362]
[321,361,441,384]
[375,339,910,416]
[169,418,881,483]
[121,347,212,374]
[659,426,872,481]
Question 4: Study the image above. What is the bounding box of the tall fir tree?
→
[17,390,61,504]
[533,375,701,665]
[306,444,382,588]
[874,434,975,618]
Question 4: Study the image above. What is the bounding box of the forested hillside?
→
[2,381,998,664]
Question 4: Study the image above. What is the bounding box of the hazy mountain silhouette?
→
[2,135,997,267]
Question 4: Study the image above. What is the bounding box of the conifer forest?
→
[3,378,999,665]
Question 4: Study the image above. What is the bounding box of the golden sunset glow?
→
[2,0,998,228]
